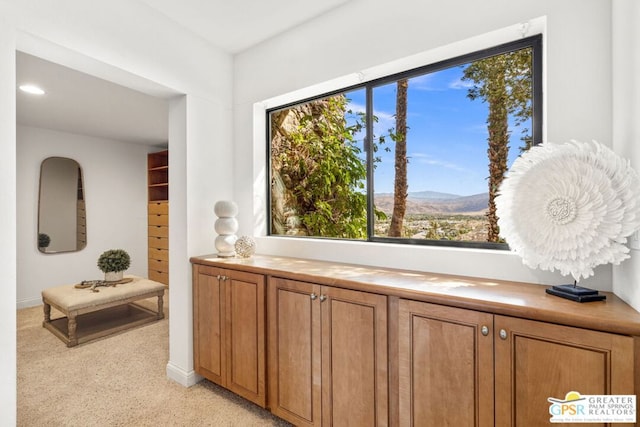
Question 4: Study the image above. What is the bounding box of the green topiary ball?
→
[97,249,131,273]
[38,233,51,248]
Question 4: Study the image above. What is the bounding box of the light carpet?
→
[17,296,291,426]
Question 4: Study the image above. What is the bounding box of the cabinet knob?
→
[481,325,489,336]
[319,295,327,302]
[310,293,317,300]
[499,329,508,340]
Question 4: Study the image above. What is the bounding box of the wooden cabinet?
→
[148,150,168,285]
[398,300,494,426]
[268,277,388,427]
[76,199,86,248]
[494,315,635,427]
[193,264,266,407]
[148,201,168,284]
[399,299,635,427]
[191,255,640,427]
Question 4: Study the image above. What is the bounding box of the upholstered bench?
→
[42,276,166,347]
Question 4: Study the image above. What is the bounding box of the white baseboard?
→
[166,361,202,387]
[17,296,42,310]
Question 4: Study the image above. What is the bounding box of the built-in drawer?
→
[148,202,169,215]
[149,270,169,285]
[148,226,168,238]
[149,258,169,273]
[148,214,168,226]
[148,236,168,250]
[149,247,169,261]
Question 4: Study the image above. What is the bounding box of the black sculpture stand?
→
[546,281,606,303]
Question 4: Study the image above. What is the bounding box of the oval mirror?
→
[38,157,87,253]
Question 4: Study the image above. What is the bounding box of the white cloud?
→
[409,73,473,92]
[347,102,394,121]
[410,152,467,172]
[346,101,396,139]
[449,77,474,90]
[409,74,439,91]
[347,101,366,114]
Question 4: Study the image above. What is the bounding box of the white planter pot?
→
[105,271,124,282]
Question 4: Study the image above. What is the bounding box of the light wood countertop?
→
[190,254,640,336]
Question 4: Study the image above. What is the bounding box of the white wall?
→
[16,125,151,308]
[234,0,617,290]
[612,0,640,311]
[166,93,235,386]
[0,16,17,424]
[1,0,234,420]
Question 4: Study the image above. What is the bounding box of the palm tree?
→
[388,79,409,237]
[462,48,533,242]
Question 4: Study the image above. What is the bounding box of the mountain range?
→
[374,191,489,215]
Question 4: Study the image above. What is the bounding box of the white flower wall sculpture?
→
[496,140,640,282]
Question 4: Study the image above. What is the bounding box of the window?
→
[268,35,542,249]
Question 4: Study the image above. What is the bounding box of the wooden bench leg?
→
[157,294,164,320]
[43,301,51,325]
[68,315,78,347]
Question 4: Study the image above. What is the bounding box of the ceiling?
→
[16,52,170,145]
[16,0,351,145]
[138,0,350,54]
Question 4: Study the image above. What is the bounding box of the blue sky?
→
[346,65,529,196]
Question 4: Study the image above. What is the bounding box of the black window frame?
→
[266,34,543,250]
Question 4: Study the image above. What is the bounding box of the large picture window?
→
[268,35,542,249]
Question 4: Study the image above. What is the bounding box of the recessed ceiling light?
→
[19,84,45,95]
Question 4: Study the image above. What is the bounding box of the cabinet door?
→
[193,265,225,386]
[226,270,266,407]
[322,286,388,427]
[495,315,635,427]
[398,300,494,427]
[268,277,321,427]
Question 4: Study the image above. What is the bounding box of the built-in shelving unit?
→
[148,149,169,202]
[148,149,169,285]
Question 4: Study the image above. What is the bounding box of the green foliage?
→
[424,219,470,240]
[271,95,368,238]
[461,47,533,242]
[38,233,51,248]
[376,214,486,241]
[462,48,534,153]
[97,249,131,273]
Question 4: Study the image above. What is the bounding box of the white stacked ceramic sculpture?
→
[214,200,238,257]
